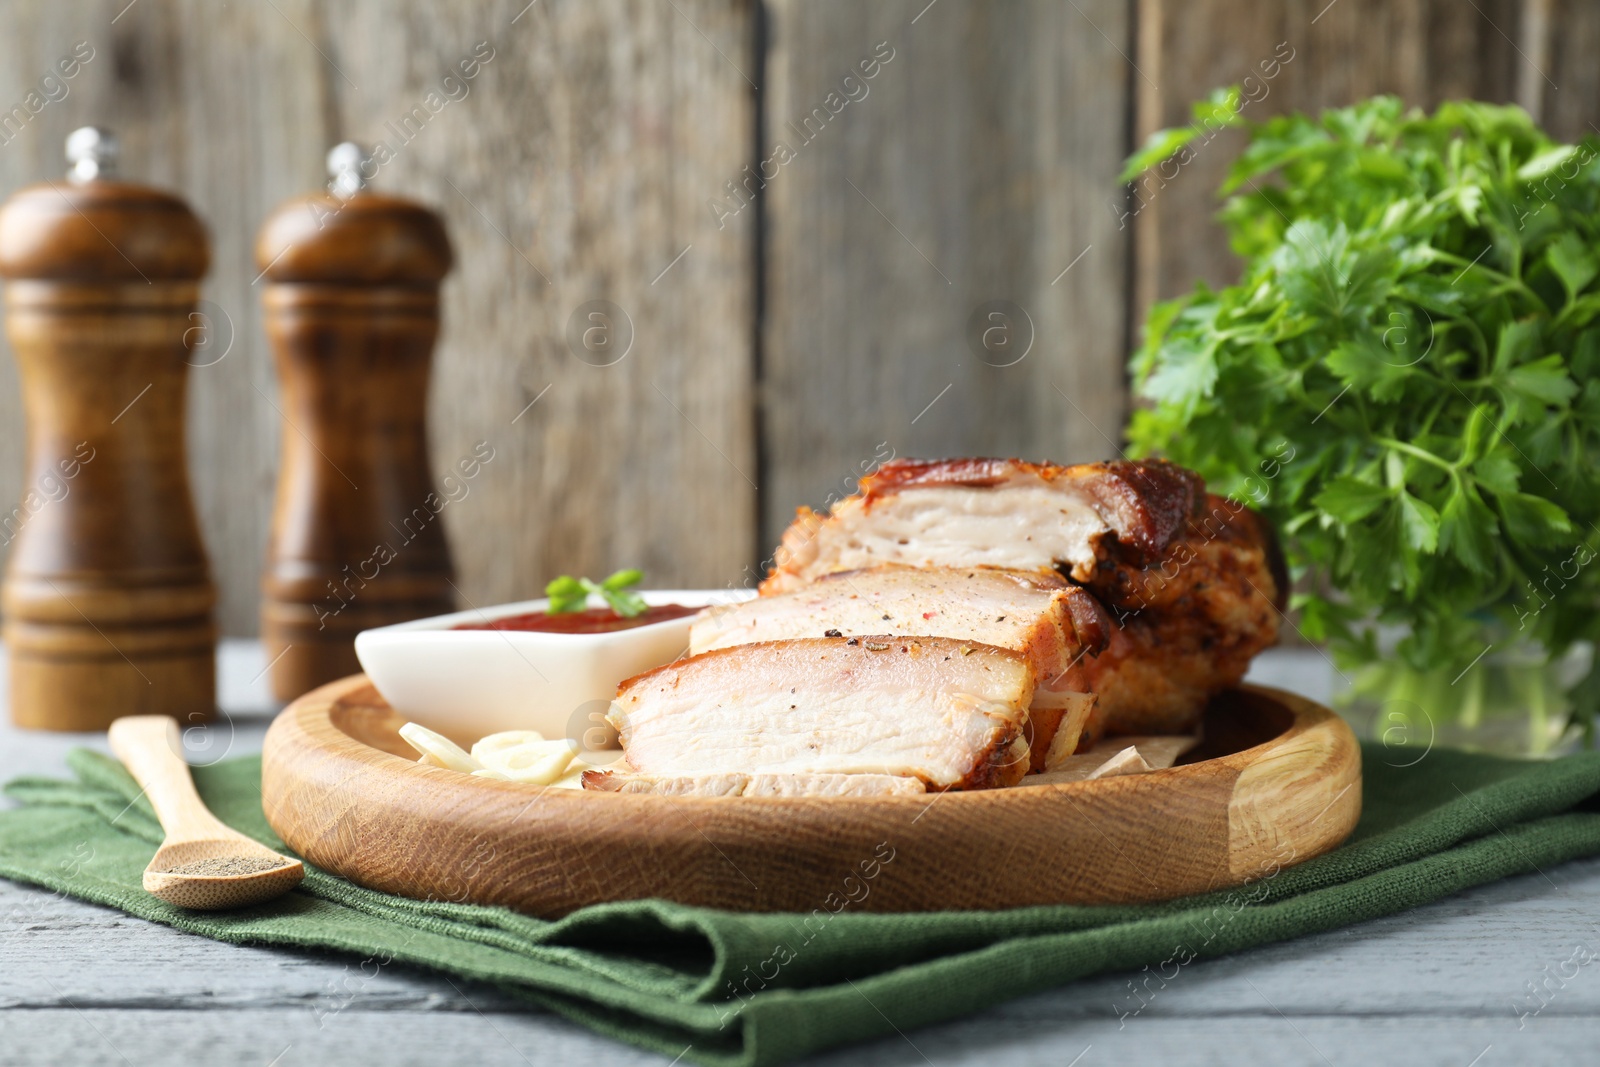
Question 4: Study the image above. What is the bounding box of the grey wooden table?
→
[1,642,1597,1066]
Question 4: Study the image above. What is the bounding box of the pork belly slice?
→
[762,457,1203,594]
[581,770,926,797]
[692,565,1107,683]
[609,637,1034,791]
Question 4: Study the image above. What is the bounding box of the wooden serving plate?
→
[261,675,1361,916]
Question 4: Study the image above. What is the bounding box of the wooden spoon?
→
[108,715,305,910]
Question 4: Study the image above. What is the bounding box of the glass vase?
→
[1338,640,1593,759]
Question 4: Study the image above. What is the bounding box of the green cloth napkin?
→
[5,743,1600,1065]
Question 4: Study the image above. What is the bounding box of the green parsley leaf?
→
[546,569,649,617]
[599,568,644,592]
[1397,491,1440,555]
[1139,336,1218,415]
[1439,482,1498,574]
[591,570,648,617]
[1314,476,1391,525]
[544,575,589,614]
[1500,493,1573,547]
[1470,452,1521,496]
[1501,353,1579,423]
[1325,339,1412,402]
[1119,125,1205,184]
[1492,318,1542,375]
[1548,232,1598,302]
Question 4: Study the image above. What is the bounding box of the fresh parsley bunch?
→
[1123,93,1600,741]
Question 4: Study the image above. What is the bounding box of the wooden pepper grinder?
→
[0,127,216,730]
[257,143,457,702]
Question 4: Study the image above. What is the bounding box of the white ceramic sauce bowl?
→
[353,589,753,746]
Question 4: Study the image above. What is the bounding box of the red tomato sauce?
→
[453,603,698,634]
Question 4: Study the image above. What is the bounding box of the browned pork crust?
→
[1080,494,1283,738]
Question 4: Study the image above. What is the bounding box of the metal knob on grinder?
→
[66,125,118,183]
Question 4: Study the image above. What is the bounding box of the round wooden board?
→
[261,675,1362,916]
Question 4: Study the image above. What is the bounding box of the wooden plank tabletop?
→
[2,642,1596,1066]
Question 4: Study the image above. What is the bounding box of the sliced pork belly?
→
[609,636,1034,791]
[691,565,1105,769]
[581,770,926,797]
[762,457,1203,594]
[693,565,1106,683]
[762,458,1283,739]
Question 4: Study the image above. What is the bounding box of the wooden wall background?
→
[0,0,1590,636]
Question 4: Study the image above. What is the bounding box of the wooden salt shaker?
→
[257,143,457,702]
[0,127,216,730]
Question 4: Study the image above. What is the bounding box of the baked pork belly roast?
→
[762,457,1285,738]
[606,637,1035,791]
[586,456,1283,796]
